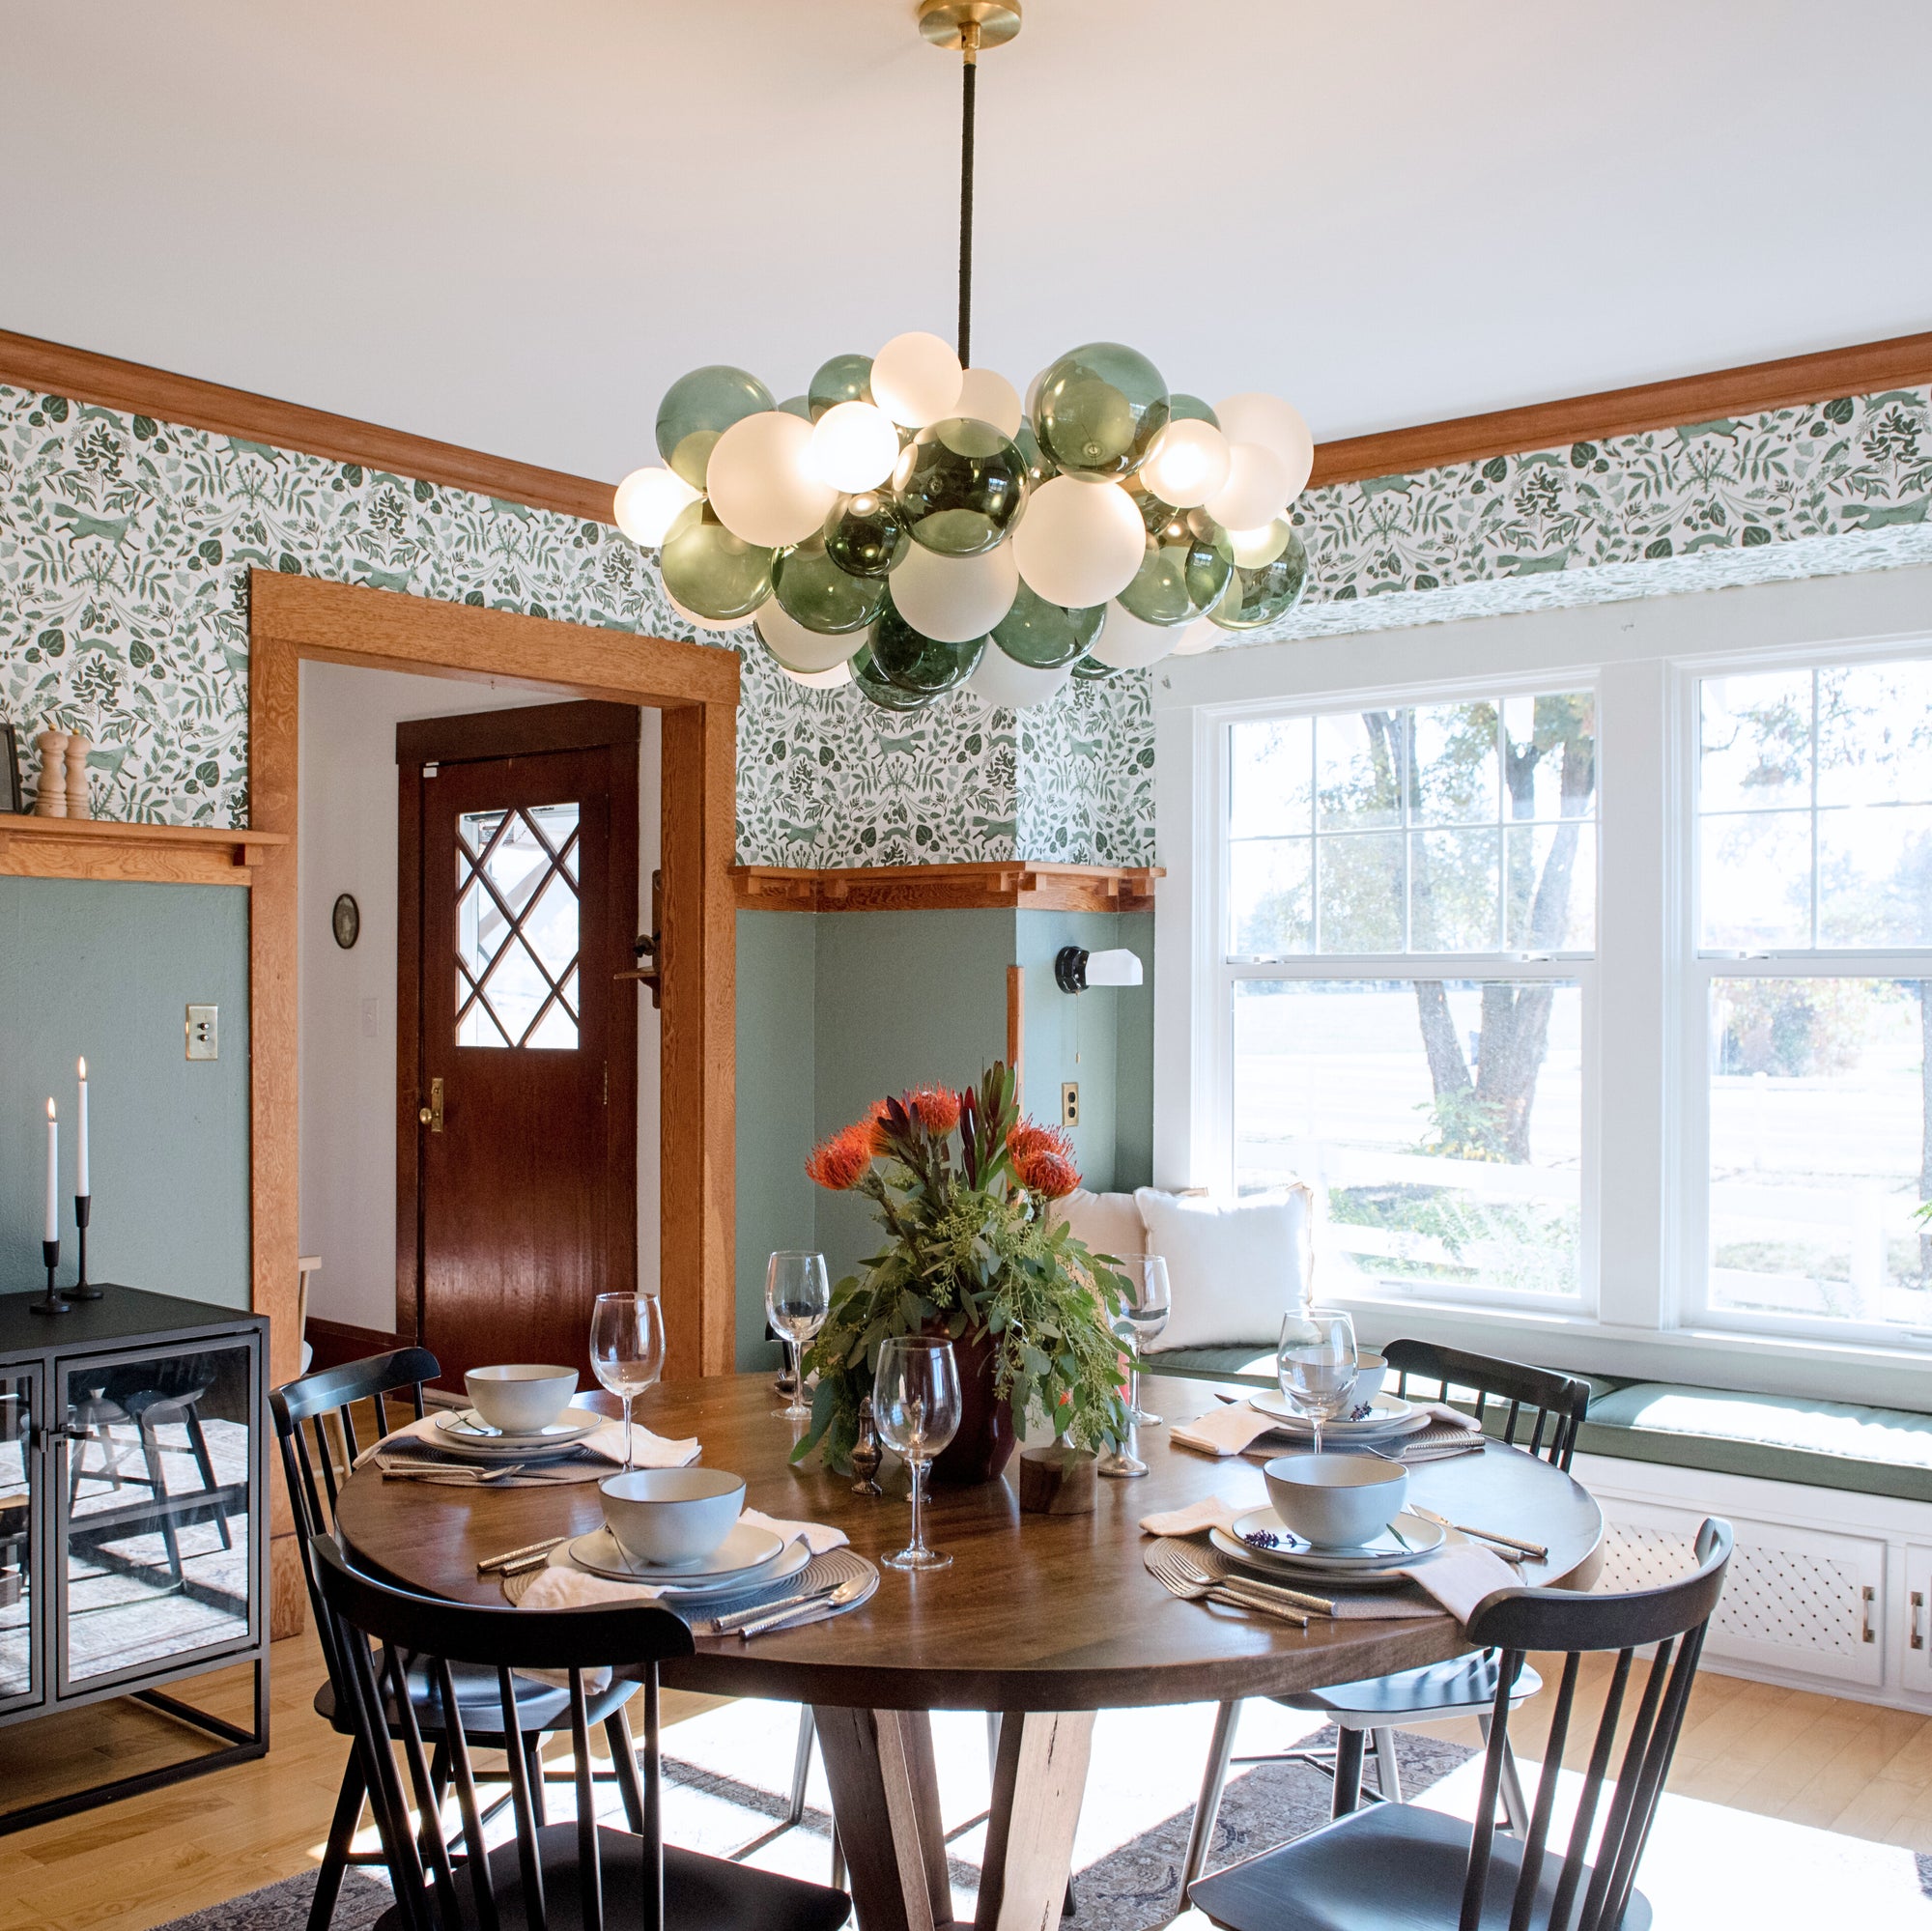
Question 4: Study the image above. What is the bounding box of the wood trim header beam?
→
[732,862,1161,915]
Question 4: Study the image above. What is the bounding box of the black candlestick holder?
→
[32,1237,71,1317]
[69,1196,101,1300]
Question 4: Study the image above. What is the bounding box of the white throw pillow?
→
[1134,1186,1312,1351]
[1050,1188,1147,1262]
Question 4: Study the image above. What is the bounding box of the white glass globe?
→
[1138,419,1231,509]
[705,411,836,547]
[808,401,899,494]
[777,657,853,690]
[613,466,699,547]
[1010,476,1145,608]
[1089,599,1182,670]
[1214,393,1315,502]
[889,542,1018,643]
[870,331,964,429]
[665,591,756,634]
[1170,614,1223,656]
[755,600,865,674]
[954,367,1024,438]
[1204,441,1293,531]
[966,641,1075,710]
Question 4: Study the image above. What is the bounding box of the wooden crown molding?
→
[0,813,287,888]
[0,329,613,524]
[732,862,1161,915]
[8,327,1932,535]
[1307,330,1932,489]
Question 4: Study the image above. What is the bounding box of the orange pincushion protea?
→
[905,1085,962,1136]
[1007,1122,1080,1199]
[805,1121,876,1191]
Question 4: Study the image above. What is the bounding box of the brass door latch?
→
[418,1077,444,1132]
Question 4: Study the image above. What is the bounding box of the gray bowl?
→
[1263,1452,1409,1548]
[465,1364,579,1434]
[600,1466,746,1568]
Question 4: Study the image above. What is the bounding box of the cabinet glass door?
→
[61,1340,256,1690]
[0,1369,36,1709]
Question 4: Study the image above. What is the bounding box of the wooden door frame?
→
[248,569,738,1411]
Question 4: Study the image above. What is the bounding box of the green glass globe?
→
[655,365,775,489]
[1119,495,1232,626]
[772,537,889,635]
[1208,523,1310,630]
[1032,341,1170,481]
[1014,420,1056,491]
[1168,392,1219,427]
[867,596,986,696]
[895,417,1028,557]
[823,491,911,578]
[850,640,937,711]
[991,582,1103,669]
[1071,653,1121,681]
[777,394,812,421]
[809,354,874,421]
[659,499,775,622]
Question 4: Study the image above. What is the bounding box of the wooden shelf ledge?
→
[0,814,289,888]
[731,862,1161,915]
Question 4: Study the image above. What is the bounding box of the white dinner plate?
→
[565,1521,790,1588]
[1213,1508,1446,1575]
[430,1408,601,1458]
[1245,1390,1423,1439]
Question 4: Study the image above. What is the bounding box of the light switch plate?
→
[185,1004,218,1061]
[1061,1081,1080,1127]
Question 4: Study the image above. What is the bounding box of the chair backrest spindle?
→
[1384,1338,1591,1469]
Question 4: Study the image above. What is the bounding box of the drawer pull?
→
[1861,1585,1877,1644]
[1913,1590,1925,1653]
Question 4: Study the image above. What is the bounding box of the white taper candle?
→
[43,1099,58,1243]
[76,1059,89,1198]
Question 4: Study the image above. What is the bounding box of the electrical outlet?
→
[185,1004,218,1061]
[1061,1081,1080,1127]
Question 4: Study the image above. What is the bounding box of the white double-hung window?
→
[1688,658,1932,1343]
[1218,691,1598,1312]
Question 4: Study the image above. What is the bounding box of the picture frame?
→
[0,723,20,816]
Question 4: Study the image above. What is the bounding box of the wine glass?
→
[1277,1308,1358,1455]
[588,1292,667,1471]
[767,1251,831,1421]
[872,1338,961,1572]
[1117,1256,1172,1426]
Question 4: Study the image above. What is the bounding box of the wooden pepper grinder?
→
[849,1395,884,1496]
[65,732,92,819]
[33,730,69,817]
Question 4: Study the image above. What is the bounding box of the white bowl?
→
[600,1467,746,1568]
[1350,1353,1388,1406]
[465,1364,579,1435]
[1263,1452,1409,1548]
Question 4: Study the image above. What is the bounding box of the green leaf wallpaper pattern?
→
[5,377,1931,870]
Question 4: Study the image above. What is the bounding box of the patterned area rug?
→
[144,1726,1471,1931]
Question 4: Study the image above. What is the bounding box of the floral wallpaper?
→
[5,375,1930,872]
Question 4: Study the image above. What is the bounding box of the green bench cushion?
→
[1144,1345,1274,1386]
[1577,1382,1932,1503]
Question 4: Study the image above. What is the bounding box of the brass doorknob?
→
[418,1106,433,1124]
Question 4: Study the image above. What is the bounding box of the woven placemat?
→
[503,1544,879,1633]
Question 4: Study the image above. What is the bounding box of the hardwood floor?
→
[3,1636,1929,1931]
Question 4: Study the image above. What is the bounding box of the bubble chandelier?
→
[614,0,1313,711]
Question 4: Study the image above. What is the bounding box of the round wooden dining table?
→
[334,1371,1603,1931]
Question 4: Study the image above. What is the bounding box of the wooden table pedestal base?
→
[813,1706,1095,1931]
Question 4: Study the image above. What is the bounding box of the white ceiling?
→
[8,1,1930,484]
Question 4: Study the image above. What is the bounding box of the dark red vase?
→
[925,1322,1016,1487]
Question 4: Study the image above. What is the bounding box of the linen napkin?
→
[1138,1495,1246,1537]
[1170,1404,1278,1460]
[356,1412,700,1486]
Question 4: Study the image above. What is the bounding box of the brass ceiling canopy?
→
[917,0,1022,58]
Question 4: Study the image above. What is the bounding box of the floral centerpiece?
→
[793,1063,1130,1483]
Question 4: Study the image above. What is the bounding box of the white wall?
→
[298,661,662,1331]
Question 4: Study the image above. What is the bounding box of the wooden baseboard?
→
[303,1316,410,1374]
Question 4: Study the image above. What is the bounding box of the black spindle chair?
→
[1189,1518,1731,1931]
[273,1350,648,1931]
[1181,1341,1595,1896]
[312,1532,851,1931]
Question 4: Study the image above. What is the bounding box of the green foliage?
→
[791,1064,1131,1473]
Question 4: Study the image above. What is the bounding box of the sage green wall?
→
[729,905,1156,1364]
[0,879,251,1307]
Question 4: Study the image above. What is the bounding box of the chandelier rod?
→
[956,21,980,368]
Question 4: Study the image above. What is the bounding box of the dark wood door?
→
[398,705,639,1386]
